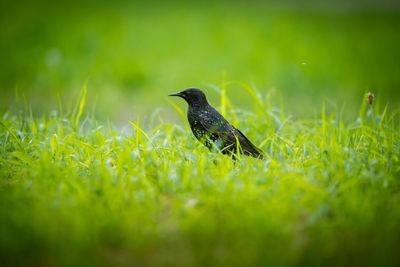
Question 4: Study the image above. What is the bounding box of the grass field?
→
[1,86,400,266]
[1,1,400,266]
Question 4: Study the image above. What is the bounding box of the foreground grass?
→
[1,90,400,266]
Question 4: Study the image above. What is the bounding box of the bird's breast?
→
[188,118,205,137]
[187,110,208,139]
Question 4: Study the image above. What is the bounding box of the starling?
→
[168,88,264,159]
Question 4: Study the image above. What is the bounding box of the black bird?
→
[168,88,264,159]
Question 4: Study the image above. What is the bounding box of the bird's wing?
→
[233,128,265,159]
[198,111,264,159]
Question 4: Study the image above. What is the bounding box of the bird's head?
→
[168,88,209,107]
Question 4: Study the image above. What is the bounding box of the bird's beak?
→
[168,92,183,97]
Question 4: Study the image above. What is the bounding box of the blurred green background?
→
[1,0,400,122]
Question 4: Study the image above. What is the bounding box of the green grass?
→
[1,87,399,266]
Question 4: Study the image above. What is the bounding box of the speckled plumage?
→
[169,88,264,159]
